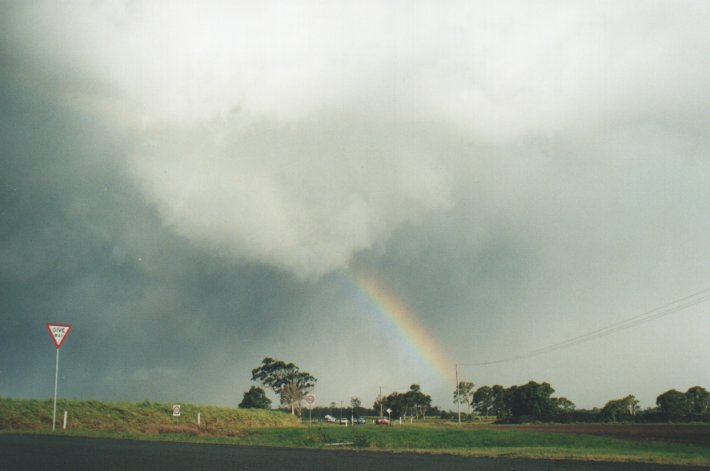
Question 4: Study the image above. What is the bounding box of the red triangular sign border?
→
[46,323,72,349]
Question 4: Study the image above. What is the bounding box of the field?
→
[1,398,709,467]
[514,423,710,447]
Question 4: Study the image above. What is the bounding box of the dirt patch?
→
[495,424,710,447]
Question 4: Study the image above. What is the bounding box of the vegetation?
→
[233,424,710,465]
[0,397,297,434]
[656,386,710,421]
[453,381,475,415]
[600,395,639,422]
[239,386,271,409]
[447,382,710,424]
[460,381,572,423]
[349,397,363,418]
[3,397,710,466]
[374,384,432,420]
[251,357,316,416]
[1,398,708,467]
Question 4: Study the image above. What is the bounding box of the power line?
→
[460,286,710,367]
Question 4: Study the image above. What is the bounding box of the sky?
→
[1,0,709,411]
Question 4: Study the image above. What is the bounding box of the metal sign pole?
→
[46,323,72,432]
[52,348,60,431]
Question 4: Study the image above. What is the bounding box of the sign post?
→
[304,394,315,425]
[46,323,72,431]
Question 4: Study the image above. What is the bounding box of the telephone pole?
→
[455,364,461,424]
[378,386,383,418]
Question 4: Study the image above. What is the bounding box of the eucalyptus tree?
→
[251,357,317,416]
[453,381,475,416]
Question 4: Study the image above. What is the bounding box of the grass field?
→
[2,398,709,467]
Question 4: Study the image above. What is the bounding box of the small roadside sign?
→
[46,324,72,349]
[172,404,182,417]
[304,394,316,406]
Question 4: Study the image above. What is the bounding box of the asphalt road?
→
[1,434,704,471]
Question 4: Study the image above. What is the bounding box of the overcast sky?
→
[1,0,709,411]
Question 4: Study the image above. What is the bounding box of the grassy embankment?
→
[1,398,709,467]
[0,397,297,436]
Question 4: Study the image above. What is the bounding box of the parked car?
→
[324,415,336,423]
[339,418,349,425]
[354,417,366,425]
[375,418,390,425]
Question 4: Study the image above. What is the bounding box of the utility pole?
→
[455,364,461,424]
[378,386,383,418]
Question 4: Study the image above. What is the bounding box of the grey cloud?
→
[1,1,709,409]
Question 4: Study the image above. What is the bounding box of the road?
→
[1,434,704,470]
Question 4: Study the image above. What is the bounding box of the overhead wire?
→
[459,286,710,367]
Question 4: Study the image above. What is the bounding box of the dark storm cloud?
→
[0,73,313,403]
[2,1,709,409]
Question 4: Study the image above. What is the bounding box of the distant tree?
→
[507,381,557,420]
[239,386,272,409]
[491,384,510,419]
[600,395,638,422]
[656,389,688,421]
[555,397,576,412]
[350,396,362,416]
[685,386,710,417]
[453,381,475,416]
[380,392,402,418]
[406,384,432,419]
[381,384,432,420]
[251,357,317,416]
[473,386,494,416]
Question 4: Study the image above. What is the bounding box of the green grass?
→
[0,397,297,434]
[230,425,710,466]
[2,398,709,467]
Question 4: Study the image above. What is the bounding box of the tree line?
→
[239,358,441,419]
[450,380,710,423]
[238,357,710,423]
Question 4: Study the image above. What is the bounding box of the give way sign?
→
[46,323,72,349]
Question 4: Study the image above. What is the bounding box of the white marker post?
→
[46,323,72,432]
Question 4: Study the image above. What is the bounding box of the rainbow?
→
[344,265,455,384]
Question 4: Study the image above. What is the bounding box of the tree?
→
[406,384,432,419]
[280,383,306,415]
[555,397,576,412]
[381,384,432,420]
[506,381,557,420]
[490,384,510,419]
[685,386,710,417]
[600,395,638,422]
[350,397,362,416]
[473,386,494,416]
[239,386,272,409]
[453,381,475,416]
[251,357,317,416]
[656,389,688,421]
